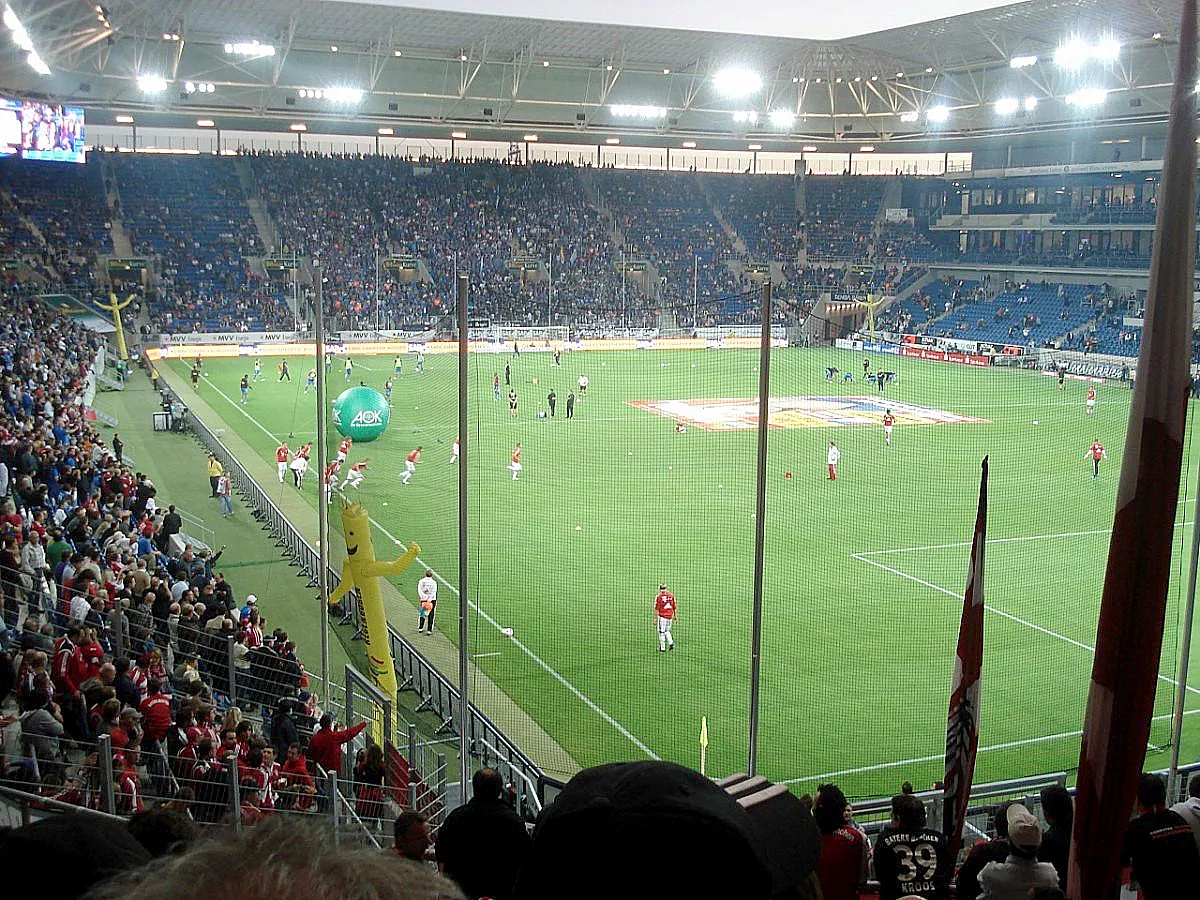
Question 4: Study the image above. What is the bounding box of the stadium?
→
[0,0,1199,897]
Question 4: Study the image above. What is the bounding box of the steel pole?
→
[314,261,330,696]
[456,272,471,801]
[1168,469,1200,795]
[747,280,772,775]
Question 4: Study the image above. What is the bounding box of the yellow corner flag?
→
[700,716,709,749]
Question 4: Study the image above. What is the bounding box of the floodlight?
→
[289,123,307,132]
[801,145,818,152]
[115,114,134,124]
[451,130,467,139]
[523,134,539,142]
[1066,87,1108,107]
[747,143,762,151]
[768,109,796,129]
[610,104,667,118]
[1024,96,1038,111]
[927,105,950,123]
[27,51,48,75]
[714,67,762,98]
[325,87,363,103]
[732,110,759,125]
[605,137,620,144]
[993,97,1019,115]
[1094,38,1121,61]
[137,74,168,93]
[224,40,275,57]
[859,145,875,152]
[377,127,394,135]
[1009,55,1038,68]
[682,141,697,148]
[899,111,918,123]
[196,119,215,127]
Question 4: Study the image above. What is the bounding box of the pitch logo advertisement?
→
[628,396,988,431]
[332,386,391,441]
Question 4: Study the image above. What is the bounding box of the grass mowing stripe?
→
[198,374,660,761]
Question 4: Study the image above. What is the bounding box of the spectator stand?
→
[160,377,546,821]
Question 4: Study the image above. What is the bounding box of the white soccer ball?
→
[575,525,582,531]
[668,466,673,470]
[718,483,724,489]
[691,364,696,368]
[501,627,514,637]
[628,451,633,456]
[1033,419,1040,425]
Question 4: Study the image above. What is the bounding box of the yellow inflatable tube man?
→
[328,501,420,697]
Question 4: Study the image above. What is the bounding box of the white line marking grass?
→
[200,375,659,760]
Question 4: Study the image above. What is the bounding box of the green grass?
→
[167,347,1200,798]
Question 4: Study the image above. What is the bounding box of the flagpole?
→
[1168,476,1200,794]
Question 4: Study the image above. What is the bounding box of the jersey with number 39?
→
[873,827,952,900]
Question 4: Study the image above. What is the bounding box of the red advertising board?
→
[901,345,990,367]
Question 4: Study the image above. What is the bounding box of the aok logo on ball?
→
[333,386,390,441]
[351,409,384,426]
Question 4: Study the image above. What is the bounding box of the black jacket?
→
[436,796,531,900]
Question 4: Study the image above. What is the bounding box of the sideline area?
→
[138,362,578,780]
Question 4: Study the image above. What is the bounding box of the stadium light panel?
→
[1009,55,1038,68]
[377,127,394,135]
[523,134,539,142]
[325,87,363,103]
[714,67,762,98]
[768,109,796,128]
[1094,37,1121,61]
[27,51,48,76]
[196,119,215,127]
[899,111,919,123]
[927,105,950,123]
[747,143,762,150]
[605,137,620,144]
[137,74,169,93]
[993,96,1019,115]
[115,114,134,124]
[1024,95,1039,111]
[1055,37,1120,68]
[1066,87,1108,107]
[682,140,697,148]
[289,123,307,132]
[732,110,759,125]
[224,40,275,57]
[610,104,668,119]
[859,145,875,152]
[451,130,467,139]
[801,145,818,152]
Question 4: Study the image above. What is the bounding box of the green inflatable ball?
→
[332,386,390,442]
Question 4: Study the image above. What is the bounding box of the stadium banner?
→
[146,335,788,362]
[161,331,300,346]
[1042,360,1130,381]
[900,345,991,367]
[884,207,910,223]
[835,338,901,355]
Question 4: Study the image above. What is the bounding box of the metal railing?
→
[173,380,551,815]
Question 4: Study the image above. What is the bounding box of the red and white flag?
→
[1068,3,1197,897]
[941,456,988,859]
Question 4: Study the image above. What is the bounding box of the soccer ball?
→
[1033,419,1040,425]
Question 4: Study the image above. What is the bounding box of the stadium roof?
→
[0,0,1189,150]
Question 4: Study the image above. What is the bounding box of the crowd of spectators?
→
[804,177,888,261]
[0,286,381,830]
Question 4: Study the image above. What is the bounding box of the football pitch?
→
[167,346,1200,797]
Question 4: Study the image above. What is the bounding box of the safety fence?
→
[171,381,551,818]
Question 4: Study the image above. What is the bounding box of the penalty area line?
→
[781,707,1200,785]
[850,551,1200,701]
[200,376,661,761]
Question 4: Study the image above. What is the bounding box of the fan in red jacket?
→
[306,714,367,776]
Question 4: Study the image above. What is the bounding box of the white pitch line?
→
[851,552,1200,701]
[858,516,1194,557]
[782,707,1200,785]
[472,652,503,659]
[199,374,660,760]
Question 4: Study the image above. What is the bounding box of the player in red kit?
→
[507,442,523,480]
[882,411,895,446]
[336,437,352,464]
[1085,439,1107,479]
[401,446,421,485]
[654,583,676,652]
[275,442,290,483]
[323,461,341,504]
[1086,386,1097,415]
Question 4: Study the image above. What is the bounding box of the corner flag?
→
[699,715,709,775]
[1069,3,1197,897]
[942,456,988,860]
